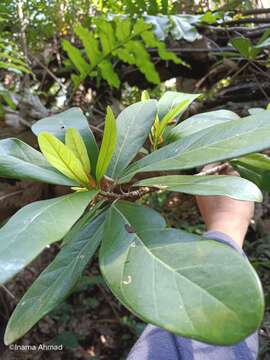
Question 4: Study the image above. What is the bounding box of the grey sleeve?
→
[127,231,259,360]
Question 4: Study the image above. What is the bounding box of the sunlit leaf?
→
[0,138,75,186]
[32,108,99,172]
[141,90,150,101]
[96,106,117,183]
[38,132,89,186]
[65,128,91,174]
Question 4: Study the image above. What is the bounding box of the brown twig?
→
[100,187,153,201]
[32,56,66,91]
[0,284,17,301]
[196,163,229,176]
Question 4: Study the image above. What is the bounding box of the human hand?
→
[196,165,254,248]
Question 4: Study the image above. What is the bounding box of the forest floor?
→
[0,192,269,360]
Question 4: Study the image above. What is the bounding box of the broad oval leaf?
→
[38,132,89,186]
[65,128,91,174]
[0,191,98,284]
[4,209,106,345]
[231,153,270,192]
[107,100,157,179]
[121,110,270,182]
[0,138,76,186]
[99,201,264,345]
[96,106,117,183]
[135,175,263,202]
[169,109,239,140]
[32,108,99,172]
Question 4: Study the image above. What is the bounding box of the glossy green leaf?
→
[32,108,99,172]
[158,91,200,121]
[135,175,263,201]
[0,191,97,285]
[96,107,117,183]
[65,128,91,174]
[4,209,106,345]
[38,132,89,186]
[99,201,264,345]
[107,100,157,179]
[231,153,270,192]
[169,109,239,140]
[0,138,76,186]
[121,110,270,182]
[62,200,106,246]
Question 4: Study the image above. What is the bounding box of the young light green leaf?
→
[38,132,89,186]
[0,191,97,285]
[65,128,91,174]
[96,106,117,183]
[135,175,263,202]
[141,90,150,101]
[155,99,190,143]
[32,108,99,172]
[4,209,106,345]
[99,201,264,345]
[158,91,200,120]
[0,138,76,186]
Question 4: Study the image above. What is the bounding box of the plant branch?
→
[196,163,229,176]
[100,187,153,200]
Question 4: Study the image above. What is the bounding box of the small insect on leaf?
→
[96,106,117,183]
[38,132,90,186]
[65,128,91,174]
